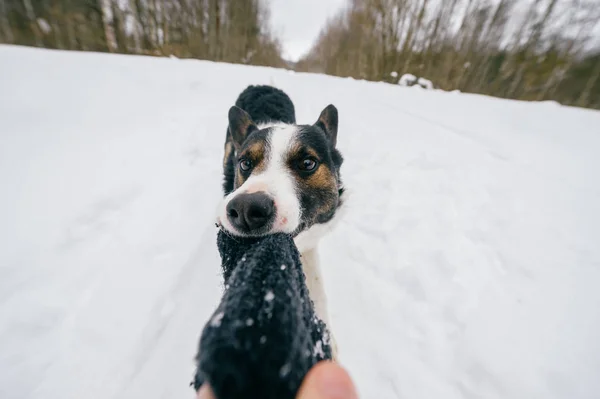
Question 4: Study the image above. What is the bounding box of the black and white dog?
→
[216,85,345,358]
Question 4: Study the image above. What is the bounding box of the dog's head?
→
[217,105,344,238]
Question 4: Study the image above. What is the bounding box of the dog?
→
[216,85,345,359]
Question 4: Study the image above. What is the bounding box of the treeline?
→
[0,0,285,68]
[296,0,600,109]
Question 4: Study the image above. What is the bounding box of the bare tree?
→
[297,0,600,110]
[23,0,42,46]
[0,0,13,42]
[100,0,117,52]
[577,55,600,107]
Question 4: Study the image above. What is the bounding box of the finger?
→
[296,361,358,399]
[197,384,216,399]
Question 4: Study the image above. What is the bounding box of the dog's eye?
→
[239,158,252,172]
[298,157,318,171]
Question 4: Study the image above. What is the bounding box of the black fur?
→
[227,106,258,149]
[193,231,332,399]
[235,85,296,125]
[315,105,338,147]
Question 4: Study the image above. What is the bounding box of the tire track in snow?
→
[122,224,221,386]
[368,96,511,161]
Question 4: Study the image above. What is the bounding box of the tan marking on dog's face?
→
[304,148,320,160]
[305,163,337,191]
[234,170,245,188]
[223,141,233,169]
[234,141,267,188]
[285,142,340,227]
[306,164,339,222]
[287,145,336,193]
[287,142,302,159]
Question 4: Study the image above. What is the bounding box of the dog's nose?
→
[226,192,275,233]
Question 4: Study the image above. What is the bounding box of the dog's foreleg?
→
[300,247,339,361]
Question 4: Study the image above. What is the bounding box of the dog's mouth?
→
[216,219,307,239]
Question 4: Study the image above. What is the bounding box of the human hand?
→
[196,360,358,399]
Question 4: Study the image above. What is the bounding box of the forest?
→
[1,0,599,109]
[297,0,600,109]
[0,0,286,67]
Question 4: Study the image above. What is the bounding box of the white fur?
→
[294,199,346,254]
[294,200,345,361]
[217,124,301,235]
[257,121,289,130]
[299,246,337,359]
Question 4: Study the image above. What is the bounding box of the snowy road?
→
[1,45,599,399]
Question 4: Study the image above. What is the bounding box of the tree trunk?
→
[51,20,63,49]
[577,60,600,107]
[66,17,77,49]
[100,0,117,52]
[443,0,474,88]
[23,0,42,46]
[471,0,512,88]
[112,0,127,52]
[215,0,221,60]
[402,0,429,72]
[0,0,13,42]
[162,0,169,49]
[507,63,525,97]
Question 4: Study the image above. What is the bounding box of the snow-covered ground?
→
[1,45,600,399]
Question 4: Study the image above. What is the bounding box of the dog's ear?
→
[228,106,257,149]
[314,104,338,147]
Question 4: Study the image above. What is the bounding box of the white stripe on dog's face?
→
[217,125,301,235]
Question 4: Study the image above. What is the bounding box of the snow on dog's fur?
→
[216,85,345,358]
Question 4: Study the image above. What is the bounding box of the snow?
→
[210,312,225,328]
[1,44,600,399]
[417,77,434,89]
[265,290,275,302]
[399,74,434,89]
[36,18,51,34]
[399,73,418,86]
[279,362,292,378]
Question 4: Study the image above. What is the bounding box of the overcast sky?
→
[269,0,347,62]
